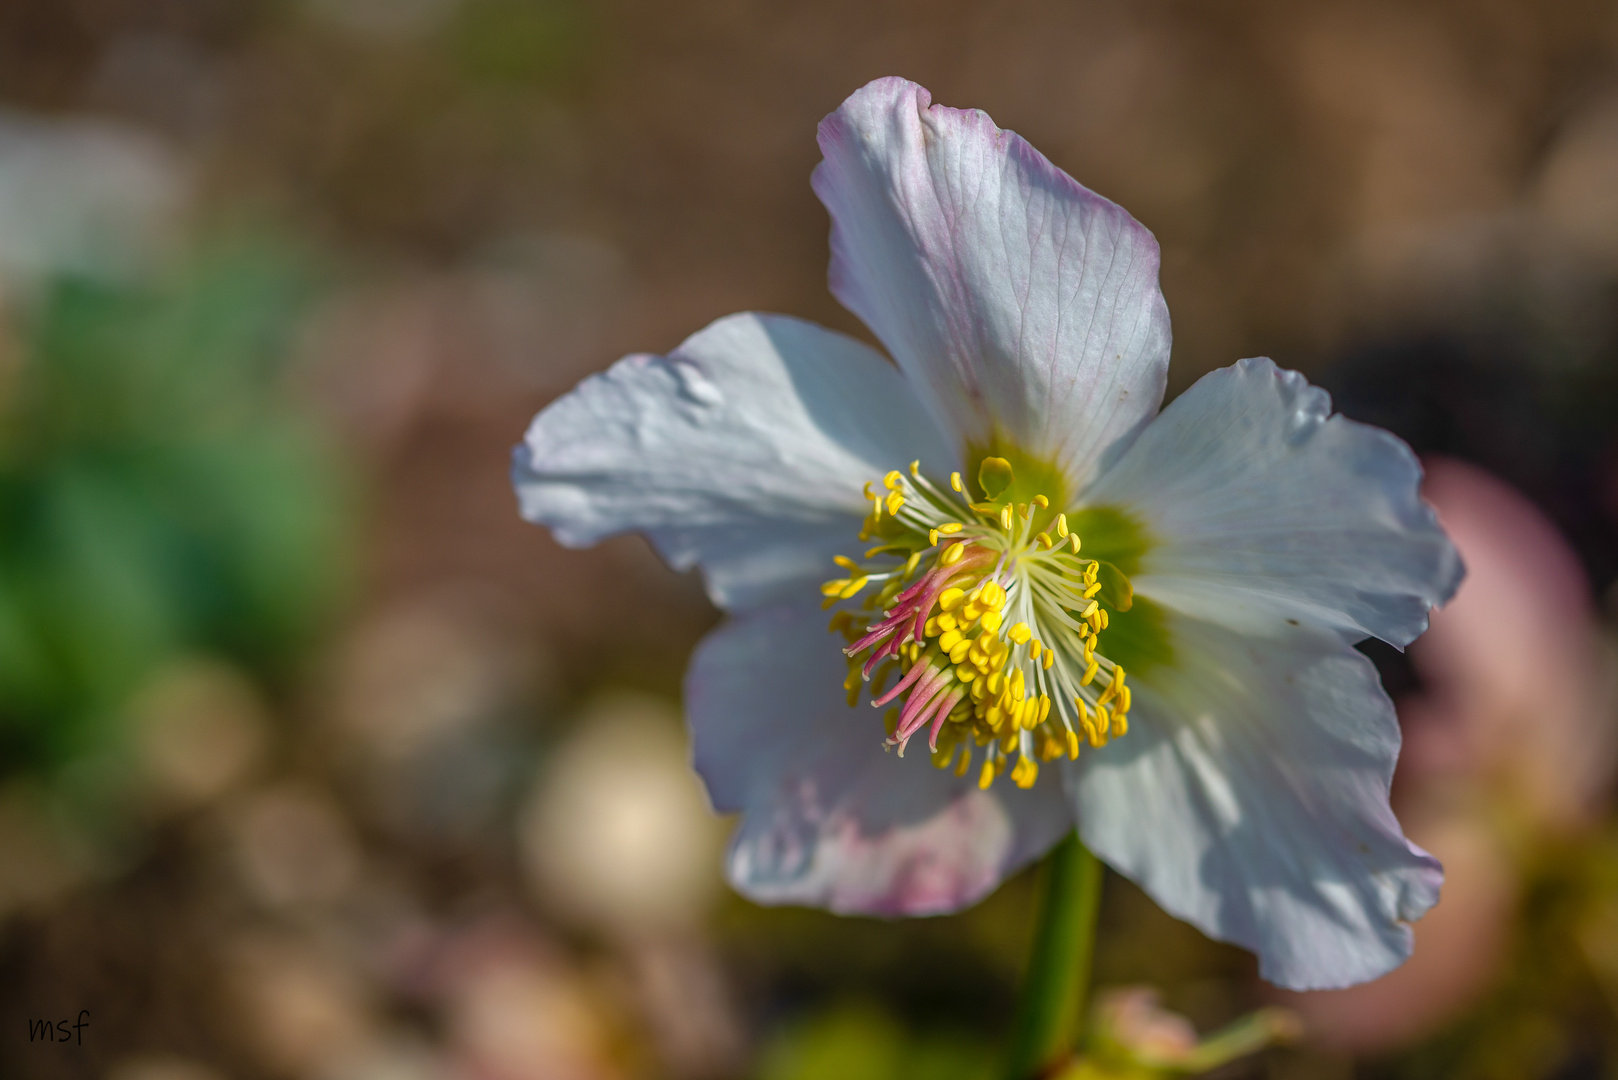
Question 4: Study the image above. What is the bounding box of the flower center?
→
[822,458,1134,791]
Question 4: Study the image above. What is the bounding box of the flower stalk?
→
[1007,830,1105,1079]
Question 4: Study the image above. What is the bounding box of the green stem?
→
[1005,831,1104,1080]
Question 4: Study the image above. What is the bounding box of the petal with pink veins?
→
[814,77,1171,487]
[688,605,1072,915]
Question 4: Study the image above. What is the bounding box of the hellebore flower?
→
[512,77,1462,990]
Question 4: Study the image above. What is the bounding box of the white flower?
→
[512,77,1462,990]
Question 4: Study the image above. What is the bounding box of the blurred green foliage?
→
[0,240,350,775]
[758,1003,996,1080]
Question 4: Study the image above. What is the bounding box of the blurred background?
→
[2,1,1618,1078]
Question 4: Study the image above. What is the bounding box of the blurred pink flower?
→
[1288,457,1615,1049]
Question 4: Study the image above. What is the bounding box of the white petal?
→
[688,605,1072,915]
[1085,357,1463,647]
[813,77,1171,486]
[513,312,952,611]
[1066,612,1442,990]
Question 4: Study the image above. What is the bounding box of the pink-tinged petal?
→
[1066,611,1442,991]
[1088,357,1463,648]
[813,77,1171,486]
[687,605,1071,915]
[513,312,952,612]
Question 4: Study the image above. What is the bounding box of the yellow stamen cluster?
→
[822,457,1135,793]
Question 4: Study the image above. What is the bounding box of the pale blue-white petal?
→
[513,312,953,611]
[1083,357,1462,647]
[813,77,1171,488]
[1065,611,1442,991]
[688,605,1072,915]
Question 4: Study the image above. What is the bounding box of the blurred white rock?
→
[519,694,723,939]
[230,784,362,910]
[0,110,187,290]
[226,930,381,1079]
[433,920,623,1080]
[129,658,269,813]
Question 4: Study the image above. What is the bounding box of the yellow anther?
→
[884,470,904,491]
[1036,532,1053,550]
[863,481,876,499]
[1080,600,1099,619]
[924,616,942,637]
[980,610,1003,632]
[933,745,954,769]
[1112,712,1128,738]
[955,662,977,682]
[1029,639,1042,659]
[961,602,983,623]
[1069,534,1081,553]
[1042,648,1054,670]
[1119,686,1132,713]
[1099,609,1109,630]
[904,552,922,576]
[834,555,860,571]
[980,581,1004,607]
[939,629,964,653]
[1056,513,1069,538]
[1083,581,1103,599]
[978,759,996,790]
[941,543,967,567]
[955,747,971,776]
[839,576,869,599]
[885,491,906,515]
[986,671,1004,695]
[1012,755,1038,789]
[909,459,921,477]
[937,612,957,632]
[1082,659,1099,685]
[997,505,1012,530]
[1009,622,1032,645]
[1112,666,1126,690]
[820,579,846,596]
[950,471,964,492]
[1038,695,1051,724]
[1033,494,1049,509]
[928,529,939,546]
[1010,669,1025,700]
[1066,729,1081,759]
[938,523,964,534]
[1088,713,1108,747]
[1084,563,1098,584]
